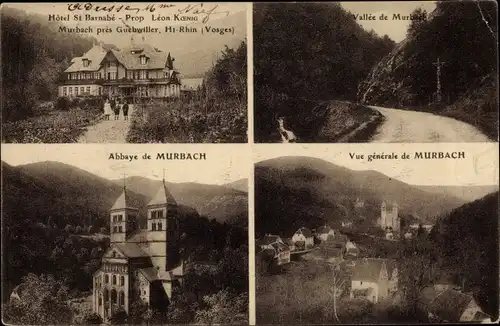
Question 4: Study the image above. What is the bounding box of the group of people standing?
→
[103,98,130,121]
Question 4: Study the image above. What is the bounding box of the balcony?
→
[59,77,178,86]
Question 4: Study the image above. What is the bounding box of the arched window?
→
[119,291,125,306]
[152,223,157,231]
[111,289,117,305]
[157,223,162,230]
[113,226,117,232]
[105,274,109,283]
[103,289,109,302]
[120,276,125,286]
[118,226,123,233]
[112,275,117,285]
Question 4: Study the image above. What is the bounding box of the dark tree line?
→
[428,191,499,320]
[253,3,395,142]
[1,6,114,121]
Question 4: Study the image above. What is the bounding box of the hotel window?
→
[146,71,149,79]
[110,72,117,80]
[86,86,91,93]
[79,86,84,93]
[69,87,73,95]
[63,87,67,96]
[140,70,146,80]
[83,59,89,67]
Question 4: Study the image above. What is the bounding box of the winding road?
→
[369,106,491,142]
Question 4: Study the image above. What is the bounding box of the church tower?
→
[146,178,179,271]
[110,186,139,243]
[392,202,399,232]
[380,201,387,229]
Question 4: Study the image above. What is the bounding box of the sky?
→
[1,144,250,185]
[340,1,437,42]
[254,143,499,186]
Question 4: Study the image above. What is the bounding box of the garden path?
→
[77,105,134,143]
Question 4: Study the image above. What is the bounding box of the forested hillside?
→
[254,3,395,142]
[358,1,498,139]
[0,6,111,121]
[430,191,499,319]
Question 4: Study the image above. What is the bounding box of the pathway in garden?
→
[77,105,134,143]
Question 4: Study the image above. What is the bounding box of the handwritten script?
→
[68,3,231,23]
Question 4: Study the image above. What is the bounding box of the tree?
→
[2,273,73,325]
[80,312,103,325]
[109,309,128,324]
[195,290,248,324]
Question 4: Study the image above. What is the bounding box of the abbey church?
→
[379,201,400,232]
[92,180,184,320]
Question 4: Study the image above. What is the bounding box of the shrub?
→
[56,97,70,111]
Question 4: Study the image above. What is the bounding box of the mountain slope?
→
[255,156,466,237]
[430,192,499,319]
[112,176,248,223]
[224,178,248,192]
[416,185,499,202]
[357,2,498,140]
[14,161,148,228]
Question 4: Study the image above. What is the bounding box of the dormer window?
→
[140,55,147,65]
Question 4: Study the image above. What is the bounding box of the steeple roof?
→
[148,181,177,206]
[111,188,136,210]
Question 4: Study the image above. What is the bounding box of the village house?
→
[257,235,291,266]
[292,227,314,250]
[92,180,184,321]
[315,225,335,242]
[418,286,491,323]
[350,258,398,303]
[344,240,360,258]
[58,40,182,100]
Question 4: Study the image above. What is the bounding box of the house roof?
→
[282,237,294,246]
[111,44,173,70]
[317,225,332,234]
[138,267,159,283]
[127,230,148,243]
[111,188,138,211]
[148,181,177,206]
[296,227,313,237]
[351,258,386,282]
[419,287,478,322]
[257,235,281,246]
[113,243,150,258]
[429,289,474,322]
[64,44,108,73]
